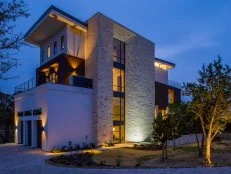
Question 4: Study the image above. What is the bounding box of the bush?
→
[132,143,162,150]
[47,152,94,166]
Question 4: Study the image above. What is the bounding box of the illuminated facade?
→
[14,6,180,150]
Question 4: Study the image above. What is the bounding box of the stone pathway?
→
[0,143,230,174]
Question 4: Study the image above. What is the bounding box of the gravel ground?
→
[0,143,230,174]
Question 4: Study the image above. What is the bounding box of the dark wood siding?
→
[155,81,181,110]
[155,82,168,110]
[36,53,85,86]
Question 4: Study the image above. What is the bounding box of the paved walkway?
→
[0,143,230,174]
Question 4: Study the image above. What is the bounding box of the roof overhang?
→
[155,57,175,70]
[24,5,87,46]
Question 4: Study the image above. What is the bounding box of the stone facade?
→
[125,36,155,142]
[86,13,113,145]
[86,13,155,144]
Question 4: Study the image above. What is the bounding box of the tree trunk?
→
[173,137,175,151]
[205,139,212,166]
[195,132,200,156]
[200,133,204,157]
[196,132,204,157]
[161,142,165,161]
[165,140,168,159]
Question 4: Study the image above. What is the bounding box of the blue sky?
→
[1,0,231,94]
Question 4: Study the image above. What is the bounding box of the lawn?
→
[47,140,231,168]
[92,140,231,168]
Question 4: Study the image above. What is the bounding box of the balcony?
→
[168,80,181,89]
[15,76,93,94]
[15,78,36,94]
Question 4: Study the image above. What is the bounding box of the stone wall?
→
[86,13,155,144]
[86,13,113,145]
[167,134,203,147]
[125,35,155,142]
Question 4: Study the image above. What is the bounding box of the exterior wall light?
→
[41,127,45,131]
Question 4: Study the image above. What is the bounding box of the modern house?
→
[14,6,181,151]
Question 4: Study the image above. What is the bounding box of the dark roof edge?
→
[155,57,175,67]
[24,5,87,38]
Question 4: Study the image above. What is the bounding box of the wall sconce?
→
[15,126,18,130]
[41,127,45,131]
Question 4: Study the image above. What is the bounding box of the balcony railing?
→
[15,76,93,94]
[168,80,181,89]
[15,78,36,94]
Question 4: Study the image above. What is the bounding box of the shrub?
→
[99,160,106,166]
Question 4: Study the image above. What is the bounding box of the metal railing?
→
[15,78,36,94]
[168,80,181,89]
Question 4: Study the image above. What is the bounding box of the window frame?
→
[53,41,57,55]
[61,35,65,50]
[47,46,51,58]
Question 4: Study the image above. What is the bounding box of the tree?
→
[0,92,14,142]
[153,113,172,160]
[184,57,231,166]
[181,101,205,157]
[0,0,29,74]
[168,103,183,150]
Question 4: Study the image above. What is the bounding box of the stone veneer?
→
[125,36,155,142]
[86,13,155,144]
[85,13,113,145]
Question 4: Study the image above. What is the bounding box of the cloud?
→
[156,32,218,58]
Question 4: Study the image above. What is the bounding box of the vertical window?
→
[113,68,125,92]
[61,35,65,50]
[113,38,125,64]
[53,41,57,55]
[113,97,125,143]
[47,46,51,58]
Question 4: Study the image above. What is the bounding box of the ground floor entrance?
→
[112,97,125,143]
[17,119,42,148]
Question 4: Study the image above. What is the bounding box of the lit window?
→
[53,41,57,55]
[47,46,51,58]
[61,36,64,49]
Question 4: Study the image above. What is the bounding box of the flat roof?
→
[155,57,175,67]
[155,57,175,70]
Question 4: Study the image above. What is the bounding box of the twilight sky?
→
[1,0,231,94]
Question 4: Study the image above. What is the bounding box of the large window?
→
[113,97,125,143]
[168,89,175,104]
[47,46,51,58]
[61,35,65,50]
[113,38,125,64]
[113,68,125,92]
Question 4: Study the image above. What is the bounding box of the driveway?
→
[0,143,230,174]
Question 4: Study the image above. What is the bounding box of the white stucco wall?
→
[39,25,86,65]
[66,25,85,59]
[47,84,92,150]
[40,26,67,64]
[14,83,93,151]
[155,66,168,85]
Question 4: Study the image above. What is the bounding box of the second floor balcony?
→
[15,75,93,94]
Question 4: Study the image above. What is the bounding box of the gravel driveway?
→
[0,143,230,174]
